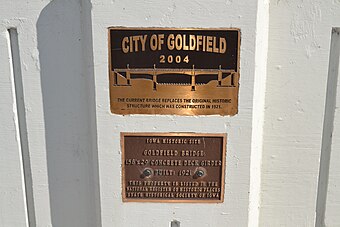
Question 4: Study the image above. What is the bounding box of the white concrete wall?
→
[0,1,100,226]
[91,0,265,226]
[1,0,340,226]
[260,1,340,226]
[0,23,29,227]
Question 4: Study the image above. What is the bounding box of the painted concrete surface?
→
[0,0,340,226]
[1,1,99,226]
[260,1,340,226]
[0,23,29,227]
[92,0,262,226]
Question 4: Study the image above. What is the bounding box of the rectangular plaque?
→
[121,133,226,202]
[109,28,240,116]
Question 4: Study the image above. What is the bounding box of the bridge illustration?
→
[111,65,238,91]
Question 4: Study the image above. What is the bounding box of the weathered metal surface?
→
[121,133,226,202]
[109,28,240,115]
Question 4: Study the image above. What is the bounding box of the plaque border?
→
[121,132,227,203]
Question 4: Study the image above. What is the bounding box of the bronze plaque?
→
[109,28,240,116]
[121,133,226,202]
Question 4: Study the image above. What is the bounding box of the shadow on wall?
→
[37,0,100,226]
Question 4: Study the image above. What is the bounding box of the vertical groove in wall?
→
[8,28,36,227]
[315,28,340,227]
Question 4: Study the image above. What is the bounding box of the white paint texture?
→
[1,0,100,226]
[1,0,340,226]
[92,0,264,226]
[0,25,29,227]
[260,0,340,226]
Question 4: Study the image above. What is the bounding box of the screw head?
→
[143,169,152,177]
[196,170,205,177]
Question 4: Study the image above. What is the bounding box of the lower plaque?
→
[121,133,226,203]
